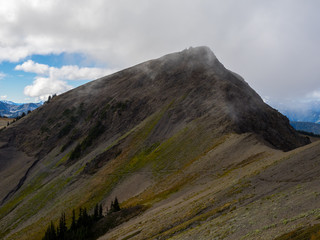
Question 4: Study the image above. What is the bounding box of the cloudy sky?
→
[0,0,319,103]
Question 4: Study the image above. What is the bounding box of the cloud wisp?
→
[0,72,6,80]
[15,60,116,101]
[23,77,72,101]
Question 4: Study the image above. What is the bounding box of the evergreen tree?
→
[57,212,67,240]
[94,204,99,220]
[71,209,76,231]
[98,204,103,218]
[77,207,83,227]
[42,202,108,240]
[69,143,82,160]
[109,200,114,214]
[42,221,56,240]
[109,197,121,213]
[113,197,120,212]
[43,225,50,240]
[83,208,88,220]
[49,221,56,240]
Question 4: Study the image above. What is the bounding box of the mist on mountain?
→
[0,47,319,240]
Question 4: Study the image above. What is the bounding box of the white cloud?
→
[16,60,116,100]
[15,60,49,75]
[307,90,320,100]
[0,95,7,100]
[15,60,114,80]
[23,77,72,101]
[1,0,320,100]
[49,65,115,81]
[0,72,5,80]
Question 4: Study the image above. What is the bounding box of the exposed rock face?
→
[0,46,309,156]
[0,46,312,240]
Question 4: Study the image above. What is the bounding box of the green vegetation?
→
[0,173,75,239]
[44,94,57,104]
[0,172,48,219]
[81,121,105,150]
[55,153,71,167]
[69,144,82,160]
[111,101,129,113]
[109,197,120,213]
[88,100,130,121]
[62,108,74,117]
[60,129,80,153]
[77,103,85,116]
[58,122,74,138]
[42,207,100,240]
[42,198,119,240]
[59,105,84,139]
[69,121,105,160]
[99,103,110,119]
[60,141,71,153]
[15,112,26,121]
[40,125,50,133]
[80,104,227,210]
[274,224,320,240]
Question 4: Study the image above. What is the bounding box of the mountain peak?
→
[1,46,309,155]
[183,46,216,59]
[179,46,217,63]
[156,46,219,71]
[0,47,312,239]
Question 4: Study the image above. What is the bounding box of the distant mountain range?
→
[290,121,320,135]
[266,100,320,134]
[0,100,23,106]
[268,100,320,123]
[0,100,42,118]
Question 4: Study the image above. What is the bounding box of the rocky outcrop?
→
[0,46,309,157]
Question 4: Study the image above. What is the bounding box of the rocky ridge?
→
[0,46,314,240]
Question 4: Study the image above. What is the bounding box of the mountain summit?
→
[0,46,308,156]
[0,47,313,240]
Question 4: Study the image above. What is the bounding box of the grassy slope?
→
[0,102,225,239]
[0,109,161,239]
[1,106,319,239]
[100,138,320,240]
[2,109,320,240]
[167,142,320,240]
[1,108,320,240]
[1,47,313,239]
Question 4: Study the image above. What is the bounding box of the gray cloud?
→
[1,0,320,100]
